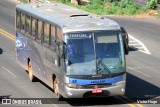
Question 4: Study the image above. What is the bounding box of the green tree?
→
[146,0,158,9]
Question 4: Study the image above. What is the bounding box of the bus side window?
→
[21,12,25,32]
[35,19,38,38]
[31,17,36,37]
[56,27,62,43]
[25,15,31,34]
[56,27,63,67]
[44,23,50,45]
[16,10,21,29]
[38,20,42,40]
[51,25,56,46]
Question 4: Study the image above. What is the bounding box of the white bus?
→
[16,2,126,100]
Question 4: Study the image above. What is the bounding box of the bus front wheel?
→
[28,61,36,82]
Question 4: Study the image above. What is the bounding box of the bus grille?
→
[81,84,112,89]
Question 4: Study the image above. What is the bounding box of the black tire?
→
[57,94,64,101]
[28,61,36,82]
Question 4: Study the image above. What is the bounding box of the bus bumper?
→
[62,84,125,98]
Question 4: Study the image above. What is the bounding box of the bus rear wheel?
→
[28,61,36,82]
[53,80,64,101]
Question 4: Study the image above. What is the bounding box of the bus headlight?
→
[65,83,80,88]
[112,80,125,86]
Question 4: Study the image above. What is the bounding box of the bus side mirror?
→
[124,42,129,55]
[125,49,129,55]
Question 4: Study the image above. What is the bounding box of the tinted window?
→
[51,25,56,46]
[25,15,31,33]
[57,27,62,42]
[16,10,20,29]
[21,13,25,32]
[44,23,50,44]
[31,17,36,36]
[38,20,42,40]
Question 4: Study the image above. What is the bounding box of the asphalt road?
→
[0,0,160,107]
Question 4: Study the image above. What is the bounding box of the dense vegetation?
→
[79,0,147,15]
[19,0,160,17]
[155,11,160,17]
[52,0,160,15]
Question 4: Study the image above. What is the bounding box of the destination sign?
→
[68,33,92,38]
[69,75,123,85]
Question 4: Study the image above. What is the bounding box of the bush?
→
[119,0,138,8]
[18,0,28,4]
[85,0,106,14]
[105,0,142,15]
[59,0,70,3]
[155,11,160,17]
[86,0,105,9]
[146,0,158,9]
[156,0,160,3]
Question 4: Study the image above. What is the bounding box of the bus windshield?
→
[65,31,125,75]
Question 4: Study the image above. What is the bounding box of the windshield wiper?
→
[97,57,111,74]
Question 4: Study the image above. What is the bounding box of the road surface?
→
[0,0,160,107]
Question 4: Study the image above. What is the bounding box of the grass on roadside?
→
[17,0,29,4]
[51,0,149,16]
[155,11,160,17]
[18,0,159,18]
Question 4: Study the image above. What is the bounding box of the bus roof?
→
[16,2,120,33]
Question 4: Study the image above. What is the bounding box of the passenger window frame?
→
[16,10,21,30]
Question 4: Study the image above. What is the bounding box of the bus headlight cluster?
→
[112,80,125,86]
[65,83,81,89]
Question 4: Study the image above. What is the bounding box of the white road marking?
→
[129,34,151,55]
[128,67,151,78]
[1,65,16,77]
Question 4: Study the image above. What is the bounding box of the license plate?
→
[92,89,102,93]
